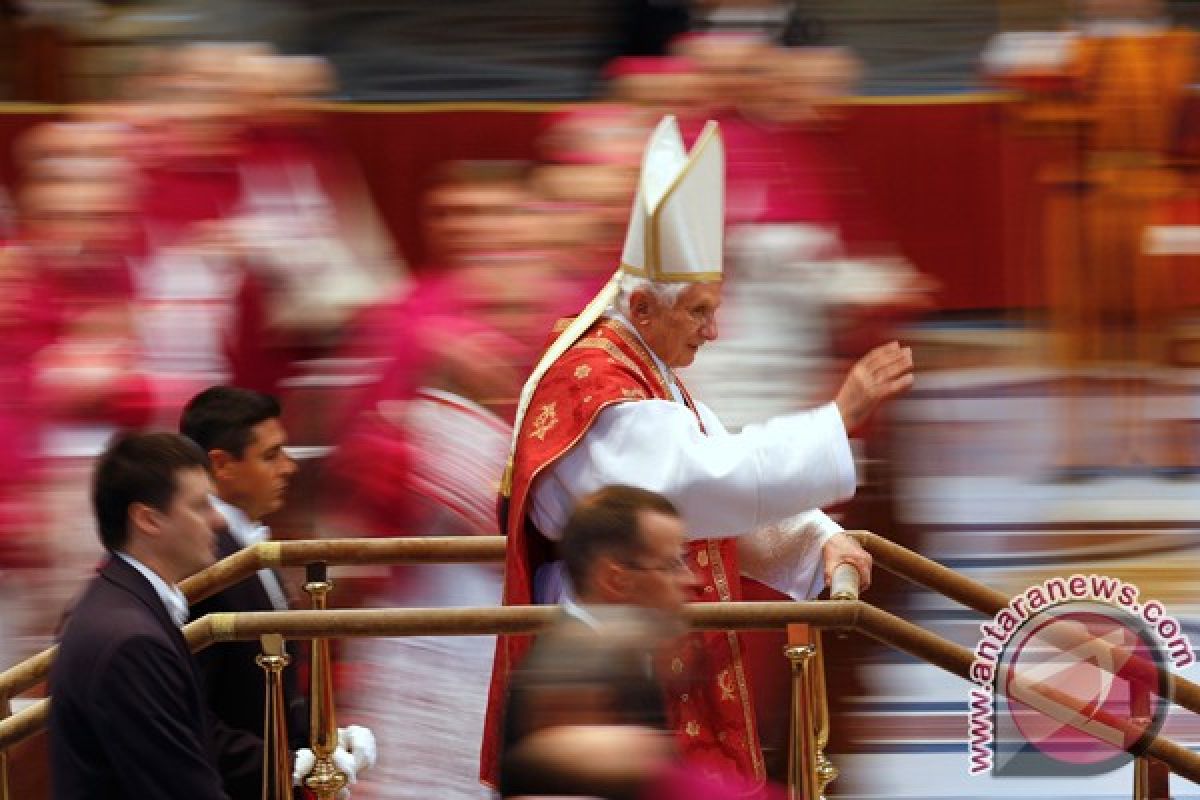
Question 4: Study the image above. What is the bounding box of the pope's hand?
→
[821,532,872,593]
[834,341,914,433]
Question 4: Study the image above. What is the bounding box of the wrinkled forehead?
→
[673,281,723,309]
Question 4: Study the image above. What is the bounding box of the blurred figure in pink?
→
[532,104,652,305]
[224,51,402,395]
[328,161,571,800]
[4,118,153,662]
[672,34,931,425]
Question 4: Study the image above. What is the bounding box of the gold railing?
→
[0,536,507,700]
[3,533,1198,798]
[4,601,1200,784]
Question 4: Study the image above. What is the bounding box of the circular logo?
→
[997,601,1169,775]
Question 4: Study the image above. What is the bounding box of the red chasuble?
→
[481,317,766,787]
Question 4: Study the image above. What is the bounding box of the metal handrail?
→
[4,600,1199,784]
[0,536,507,699]
[850,530,1200,717]
[5,530,1199,712]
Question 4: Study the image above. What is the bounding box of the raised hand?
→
[834,341,914,434]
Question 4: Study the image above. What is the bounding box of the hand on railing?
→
[293,725,377,799]
[830,563,861,601]
[821,531,872,596]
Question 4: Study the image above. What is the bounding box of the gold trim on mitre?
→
[620,262,723,283]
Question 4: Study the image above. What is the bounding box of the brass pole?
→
[1,693,9,800]
[256,634,292,800]
[809,631,838,797]
[303,563,347,800]
[786,644,820,800]
[1131,675,1171,800]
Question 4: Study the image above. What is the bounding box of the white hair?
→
[614,272,689,319]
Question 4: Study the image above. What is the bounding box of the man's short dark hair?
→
[92,432,210,552]
[561,485,680,595]
[179,386,281,458]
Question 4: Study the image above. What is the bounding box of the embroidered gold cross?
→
[529,402,558,441]
[717,669,736,702]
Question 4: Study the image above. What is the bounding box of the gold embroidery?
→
[671,657,684,675]
[577,336,648,382]
[696,550,709,568]
[601,321,671,396]
[717,669,736,702]
[583,395,592,404]
[707,541,766,781]
[621,388,647,400]
[529,403,558,441]
[685,721,701,737]
[574,365,591,380]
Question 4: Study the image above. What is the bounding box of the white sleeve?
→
[529,398,855,540]
[736,510,842,600]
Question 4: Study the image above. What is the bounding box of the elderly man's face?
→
[633,282,722,368]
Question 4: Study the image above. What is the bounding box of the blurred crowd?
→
[3,0,1200,798]
[0,27,932,799]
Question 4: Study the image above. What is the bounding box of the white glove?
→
[293,745,361,800]
[338,724,378,773]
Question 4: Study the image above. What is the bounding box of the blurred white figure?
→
[337,389,506,800]
[686,224,927,429]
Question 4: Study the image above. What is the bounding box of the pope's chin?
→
[677,346,701,367]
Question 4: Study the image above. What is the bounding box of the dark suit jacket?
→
[49,556,261,800]
[190,530,308,757]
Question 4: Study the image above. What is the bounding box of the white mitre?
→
[500,115,725,496]
[620,115,724,283]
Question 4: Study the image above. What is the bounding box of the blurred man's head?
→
[423,160,535,267]
[672,33,770,113]
[92,432,221,583]
[562,485,696,614]
[20,180,137,259]
[180,386,296,521]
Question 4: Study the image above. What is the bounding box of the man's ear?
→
[629,289,656,326]
[208,449,235,481]
[593,555,632,602]
[129,501,162,540]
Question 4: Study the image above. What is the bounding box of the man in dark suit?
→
[179,387,302,751]
[49,432,261,800]
[180,386,375,798]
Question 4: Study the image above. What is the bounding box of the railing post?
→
[809,630,838,797]
[1,692,9,800]
[785,636,820,800]
[256,634,292,800]
[303,562,348,800]
[1132,677,1171,800]
[1134,755,1172,800]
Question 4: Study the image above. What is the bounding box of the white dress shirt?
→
[529,311,853,600]
[116,551,190,627]
[209,495,289,611]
